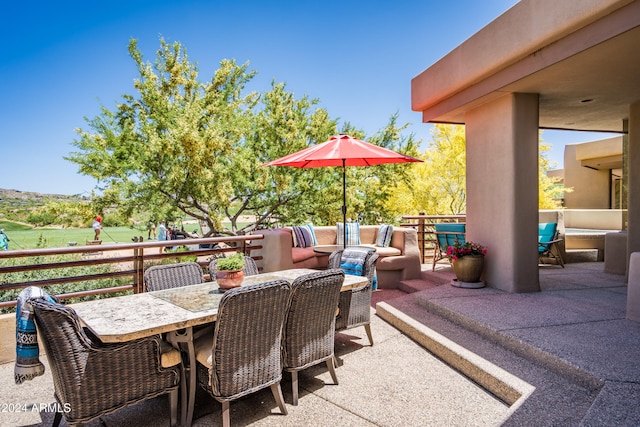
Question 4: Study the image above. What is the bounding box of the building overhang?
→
[575,136,623,169]
[411,0,640,134]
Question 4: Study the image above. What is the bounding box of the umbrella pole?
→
[342,159,347,249]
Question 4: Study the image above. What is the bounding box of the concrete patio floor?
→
[2,261,638,426]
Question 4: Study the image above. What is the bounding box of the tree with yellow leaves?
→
[386,124,567,217]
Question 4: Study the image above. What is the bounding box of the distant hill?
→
[0,188,89,203]
[0,188,91,225]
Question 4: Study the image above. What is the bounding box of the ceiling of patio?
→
[502,26,639,133]
[414,2,640,134]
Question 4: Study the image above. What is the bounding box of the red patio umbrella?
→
[264,134,422,247]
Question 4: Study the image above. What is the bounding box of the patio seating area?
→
[2,261,639,426]
[251,225,422,289]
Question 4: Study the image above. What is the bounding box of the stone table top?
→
[72,268,367,343]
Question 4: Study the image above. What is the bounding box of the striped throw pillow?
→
[291,223,318,248]
[292,226,312,248]
[375,224,394,247]
[336,222,360,246]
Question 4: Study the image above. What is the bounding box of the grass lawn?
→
[0,219,252,249]
[0,220,147,249]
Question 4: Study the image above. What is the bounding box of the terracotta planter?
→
[452,255,485,283]
[215,270,244,290]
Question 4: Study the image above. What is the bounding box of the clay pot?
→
[215,270,245,290]
[452,255,485,283]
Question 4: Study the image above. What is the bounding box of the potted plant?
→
[447,241,487,287]
[215,253,246,289]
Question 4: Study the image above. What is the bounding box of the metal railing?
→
[0,234,263,309]
[400,214,466,263]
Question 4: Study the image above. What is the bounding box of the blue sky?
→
[0,1,616,195]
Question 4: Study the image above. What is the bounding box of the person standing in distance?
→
[0,229,9,250]
[92,215,103,241]
[157,221,167,253]
[148,220,157,240]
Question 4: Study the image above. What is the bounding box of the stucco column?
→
[627,101,640,321]
[466,93,540,292]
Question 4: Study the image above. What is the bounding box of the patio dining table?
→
[71,268,367,427]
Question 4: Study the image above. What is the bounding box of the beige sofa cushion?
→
[359,227,377,244]
[314,226,338,245]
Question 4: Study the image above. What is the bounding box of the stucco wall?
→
[564,144,611,209]
[466,93,540,292]
[564,209,624,230]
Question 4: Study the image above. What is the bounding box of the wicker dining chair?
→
[144,261,205,292]
[283,269,345,405]
[328,248,379,346]
[30,299,181,427]
[209,255,259,277]
[194,279,292,427]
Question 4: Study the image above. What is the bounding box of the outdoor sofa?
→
[250,225,422,289]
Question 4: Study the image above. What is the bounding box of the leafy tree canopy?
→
[67,38,419,234]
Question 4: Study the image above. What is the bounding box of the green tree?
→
[387,124,466,216]
[250,112,421,227]
[69,38,257,234]
[225,80,338,231]
[67,38,417,233]
[27,199,96,227]
[539,141,568,209]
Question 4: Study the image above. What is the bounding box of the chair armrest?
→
[539,238,563,244]
[84,331,169,360]
[328,250,342,269]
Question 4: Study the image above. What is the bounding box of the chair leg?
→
[178,364,188,426]
[221,401,231,427]
[432,250,438,271]
[290,370,299,406]
[326,358,339,385]
[169,388,178,427]
[364,323,373,346]
[271,383,288,414]
[551,245,565,268]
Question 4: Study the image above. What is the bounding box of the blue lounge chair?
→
[432,223,466,271]
[539,222,564,267]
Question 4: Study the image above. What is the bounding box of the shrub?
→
[216,252,245,271]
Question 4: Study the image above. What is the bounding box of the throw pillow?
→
[336,222,360,246]
[292,226,313,248]
[304,223,318,246]
[375,224,394,247]
[291,223,318,248]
